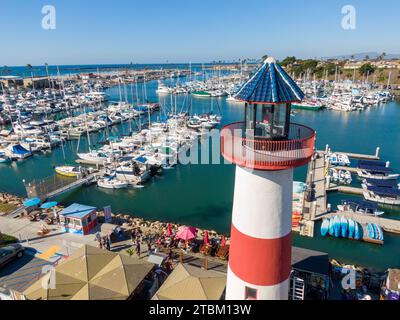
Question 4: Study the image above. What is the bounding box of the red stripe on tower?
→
[228,224,292,286]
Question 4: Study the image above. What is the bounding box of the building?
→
[221,57,315,300]
[22,245,155,300]
[59,203,98,236]
[290,247,330,300]
[0,76,24,89]
[152,263,227,300]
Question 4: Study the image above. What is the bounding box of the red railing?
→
[221,122,316,170]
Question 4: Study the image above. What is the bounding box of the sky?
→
[0,0,399,66]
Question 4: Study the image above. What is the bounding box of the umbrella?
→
[23,197,41,207]
[220,236,226,247]
[40,201,58,209]
[166,223,172,237]
[176,226,196,241]
[203,230,209,245]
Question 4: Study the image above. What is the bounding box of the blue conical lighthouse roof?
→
[235,57,304,104]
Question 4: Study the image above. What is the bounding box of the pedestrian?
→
[147,241,152,254]
[106,236,111,251]
[136,240,141,257]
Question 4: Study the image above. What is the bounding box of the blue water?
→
[1,71,400,271]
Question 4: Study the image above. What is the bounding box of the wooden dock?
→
[303,153,328,222]
[24,170,102,201]
[318,146,381,161]
[327,185,364,196]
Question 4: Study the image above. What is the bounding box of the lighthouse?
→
[221,57,315,300]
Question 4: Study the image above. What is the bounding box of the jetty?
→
[24,171,101,201]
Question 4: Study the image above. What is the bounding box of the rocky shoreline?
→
[0,192,229,241]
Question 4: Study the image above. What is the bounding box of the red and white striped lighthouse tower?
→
[221,57,315,300]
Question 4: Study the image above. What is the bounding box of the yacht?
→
[357,160,399,180]
[337,200,384,216]
[363,186,400,206]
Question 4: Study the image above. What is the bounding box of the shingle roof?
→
[236,57,304,104]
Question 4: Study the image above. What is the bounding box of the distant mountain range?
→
[322,52,400,60]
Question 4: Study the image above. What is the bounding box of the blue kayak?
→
[367,223,375,239]
[329,217,335,236]
[340,216,348,238]
[373,223,384,241]
[348,219,355,239]
[354,222,360,240]
[334,216,341,238]
[321,219,330,237]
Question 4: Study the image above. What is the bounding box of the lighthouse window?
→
[245,287,258,300]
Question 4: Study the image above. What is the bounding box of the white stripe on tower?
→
[226,166,293,300]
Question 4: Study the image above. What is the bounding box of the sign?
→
[104,206,112,223]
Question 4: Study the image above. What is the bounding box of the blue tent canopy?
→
[235,57,304,104]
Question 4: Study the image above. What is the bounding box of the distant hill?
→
[322,52,400,61]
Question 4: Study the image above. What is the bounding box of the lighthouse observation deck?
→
[221,122,316,170]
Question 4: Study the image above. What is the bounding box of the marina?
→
[2,70,400,271]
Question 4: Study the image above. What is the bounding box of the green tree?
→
[359,63,376,75]
[280,56,297,67]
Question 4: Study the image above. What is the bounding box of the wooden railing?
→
[221,122,316,170]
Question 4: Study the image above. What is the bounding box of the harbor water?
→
[1,76,400,271]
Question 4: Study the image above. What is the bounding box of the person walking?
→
[106,236,111,251]
[136,239,141,257]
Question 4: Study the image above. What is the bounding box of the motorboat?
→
[97,176,128,189]
[327,153,350,166]
[337,200,384,216]
[357,160,399,180]
[328,168,352,184]
[363,186,400,206]
[55,166,82,178]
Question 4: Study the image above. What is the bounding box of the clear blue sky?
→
[1,0,399,66]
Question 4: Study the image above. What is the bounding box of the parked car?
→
[0,244,24,268]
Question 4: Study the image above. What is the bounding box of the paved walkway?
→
[0,216,98,260]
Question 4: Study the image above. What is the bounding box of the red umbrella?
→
[203,230,210,245]
[176,226,196,241]
[166,223,172,237]
[220,236,226,247]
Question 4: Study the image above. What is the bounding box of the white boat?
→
[77,151,110,164]
[357,160,399,180]
[156,82,171,94]
[115,161,151,184]
[97,176,128,189]
[337,200,384,216]
[328,168,352,184]
[363,187,400,206]
[55,166,82,177]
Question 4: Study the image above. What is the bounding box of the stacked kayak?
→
[367,223,384,241]
[320,215,362,241]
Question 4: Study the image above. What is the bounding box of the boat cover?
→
[358,160,387,167]
[365,178,398,187]
[367,186,400,197]
[358,164,393,173]
[12,144,30,155]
